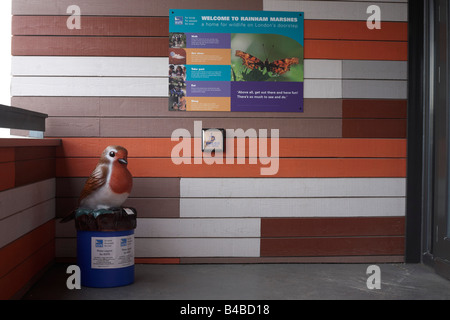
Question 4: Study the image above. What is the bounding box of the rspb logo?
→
[95,239,103,247]
[175,16,183,25]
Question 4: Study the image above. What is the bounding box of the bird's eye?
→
[109,151,115,157]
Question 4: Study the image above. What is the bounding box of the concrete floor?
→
[22,263,450,300]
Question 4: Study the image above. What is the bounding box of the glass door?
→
[430,0,450,275]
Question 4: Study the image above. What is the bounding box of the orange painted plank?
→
[0,220,55,279]
[0,162,15,192]
[56,138,407,158]
[304,40,407,61]
[304,20,407,41]
[56,158,406,178]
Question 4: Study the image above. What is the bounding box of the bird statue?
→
[60,145,133,222]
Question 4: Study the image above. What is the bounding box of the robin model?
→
[61,145,133,221]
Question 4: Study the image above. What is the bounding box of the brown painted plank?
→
[0,148,15,163]
[15,158,55,187]
[15,146,56,161]
[260,237,405,257]
[342,99,407,119]
[0,220,54,279]
[180,256,404,264]
[135,258,180,264]
[56,177,180,197]
[12,36,168,57]
[12,17,406,42]
[12,0,264,16]
[12,16,169,36]
[11,97,342,119]
[56,197,180,218]
[342,119,407,138]
[0,240,54,300]
[261,217,405,238]
[0,138,61,148]
[0,162,15,192]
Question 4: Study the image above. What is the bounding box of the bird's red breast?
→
[109,159,133,194]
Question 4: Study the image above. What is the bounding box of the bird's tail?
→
[59,210,75,223]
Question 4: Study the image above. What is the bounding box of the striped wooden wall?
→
[11,0,408,263]
[0,140,59,299]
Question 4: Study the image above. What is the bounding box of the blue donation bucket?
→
[75,207,137,288]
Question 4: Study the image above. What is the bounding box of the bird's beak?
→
[118,158,128,165]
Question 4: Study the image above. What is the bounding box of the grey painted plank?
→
[56,218,261,238]
[342,60,407,80]
[263,0,407,21]
[0,178,55,220]
[0,199,55,249]
[55,237,260,257]
[45,117,99,137]
[342,80,407,99]
[12,0,263,16]
[12,97,342,119]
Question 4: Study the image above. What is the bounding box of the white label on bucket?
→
[91,235,134,269]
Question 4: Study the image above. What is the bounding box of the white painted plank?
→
[12,57,340,79]
[304,79,342,98]
[56,238,260,258]
[180,198,405,218]
[263,0,407,21]
[304,60,342,79]
[342,60,407,80]
[342,79,407,99]
[12,57,169,77]
[0,199,55,249]
[181,178,406,198]
[56,218,261,238]
[0,178,55,220]
[11,77,168,97]
[11,76,334,98]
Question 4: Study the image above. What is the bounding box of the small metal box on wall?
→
[202,128,225,152]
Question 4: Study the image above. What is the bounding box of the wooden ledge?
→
[0,138,61,148]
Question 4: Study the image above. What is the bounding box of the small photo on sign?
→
[202,128,225,152]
